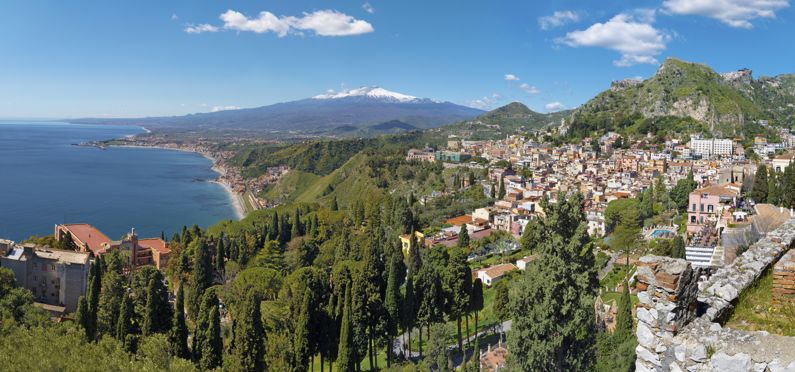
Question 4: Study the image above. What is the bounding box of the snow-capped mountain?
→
[313,87,420,103]
[71,87,482,135]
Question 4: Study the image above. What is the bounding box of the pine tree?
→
[142,276,171,336]
[336,287,355,372]
[750,165,769,202]
[75,295,91,340]
[188,239,213,319]
[115,294,133,343]
[458,225,470,249]
[230,293,265,372]
[169,285,190,359]
[294,290,312,371]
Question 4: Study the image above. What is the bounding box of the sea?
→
[0,121,239,242]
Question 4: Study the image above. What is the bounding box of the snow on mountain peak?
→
[313,86,419,102]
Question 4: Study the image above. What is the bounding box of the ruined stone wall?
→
[772,249,795,307]
[635,218,795,372]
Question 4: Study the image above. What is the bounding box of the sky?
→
[0,0,793,118]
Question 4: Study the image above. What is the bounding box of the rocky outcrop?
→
[635,217,795,372]
[611,78,643,92]
[721,69,754,85]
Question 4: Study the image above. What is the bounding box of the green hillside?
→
[566,58,794,139]
[431,102,570,140]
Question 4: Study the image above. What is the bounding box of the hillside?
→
[69,87,483,136]
[566,58,795,138]
[430,102,570,140]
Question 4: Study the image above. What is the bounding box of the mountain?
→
[432,102,571,140]
[70,87,483,136]
[565,58,795,138]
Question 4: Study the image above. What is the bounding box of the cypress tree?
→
[469,279,484,343]
[169,285,190,359]
[402,276,416,359]
[200,305,223,370]
[384,255,402,366]
[75,295,91,340]
[330,197,338,211]
[215,235,225,275]
[768,170,781,205]
[142,276,171,336]
[615,279,633,338]
[498,177,506,199]
[294,290,312,371]
[750,165,769,202]
[445,248,472,363]
[188,239,213,319]
[231,293,265,372]
[116,294,133,342]
[407,233,422,277]
[336,287,355,372]
[86,261,101,340]
[292,208,303,239]
[490,182,496,199]
[458,225,470,249]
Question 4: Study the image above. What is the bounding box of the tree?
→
[498,177,506,199]
[670,235,686,259]
[142,276,171,336]
[97,266,125,336]
[215,236,225,275]
[230,293,265,372]
[492,280,509,324]
[169,285,190,360]
[86,260,101,340]
[330,196,338,211]
[384,255,402,366]
[445,248,472,362]
[469,278,484,344]
[768,170,781,205]
[750,165,769,202]
[200,305,222,370]
[424,324,451,372]
[336,287,355,372]
[508,194,598,371]
[783,163,795,208]
[294,290,311,371]
[670,170,697,211]
[520,219,541,252]
[188,239,213,319]
[458,225,470,249]
[75,296,91,340]
[615,279,633,338]
[115,294,134,346]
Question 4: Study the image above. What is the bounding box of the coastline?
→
[97,144,248,220]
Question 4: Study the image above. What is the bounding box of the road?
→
[392,319,512,365]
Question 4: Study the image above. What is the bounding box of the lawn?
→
[725,268,795,336]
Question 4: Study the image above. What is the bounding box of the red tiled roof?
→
[446,215,473,226]
[61,224,110,254]
[138,238,170,254]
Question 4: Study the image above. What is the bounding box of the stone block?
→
[710,352,752,372]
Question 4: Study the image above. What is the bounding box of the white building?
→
[688,137,733,157]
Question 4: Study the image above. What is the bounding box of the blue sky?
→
[1,0,793,118]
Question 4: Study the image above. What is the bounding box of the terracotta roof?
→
[60,224,110,254]
[138,238,170,254]
[693,184,739,198]
[446,215,473,226]
[480,263,517,279]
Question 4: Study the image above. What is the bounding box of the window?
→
[700,204,704,212]
[707,205,714,213]
[692,203,697,212]
[690,216,696,223]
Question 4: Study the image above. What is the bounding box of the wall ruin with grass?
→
[634,218,795,372]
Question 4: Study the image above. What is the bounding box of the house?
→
[772,153,794,173]
[0,239,90,313]
[476,263,517,286]
[399,231,425,256]
[686,184,739,233]
[405,148,435,162]
[480,342,508,372]
[435,150,472,163]
[55,224,171,270]
[515,255,537,270]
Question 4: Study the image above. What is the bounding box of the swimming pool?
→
[650,229,675,238]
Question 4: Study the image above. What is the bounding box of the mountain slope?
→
[566,58,794,138]
[70,87,482,136]
[431,102,570,140]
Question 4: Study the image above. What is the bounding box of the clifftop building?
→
[0,239,90,313]
[55,224,171,270]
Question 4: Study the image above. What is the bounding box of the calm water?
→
[0,121,238,242]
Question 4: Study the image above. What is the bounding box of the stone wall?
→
[772,249,795,307]
[635,218,795,372]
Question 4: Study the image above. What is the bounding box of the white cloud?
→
[363,2,375,14]
[467,93,503,110]
[185,24,219,34]
[217,9,374,37]
[211,105,242,112]
[545,102,566,112]
[171,14,179,21]
[662,0,789,28]
[504,74,520,81]
[538,10,581,30]
[520,83,540,94]
[557,10,670,66]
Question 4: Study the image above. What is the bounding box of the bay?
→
[0,121,238,242]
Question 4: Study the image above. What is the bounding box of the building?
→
[480,342,507,371]
[515,255,537,270]
[0,239,90,313]
[405,148,435,162]
[772,153,794,173]
[686,185,739,233]
[399,231,425,256]
[55,224,171,270]
[688,137,733,157]
[476,263,517,286]
[435,150,472,163]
